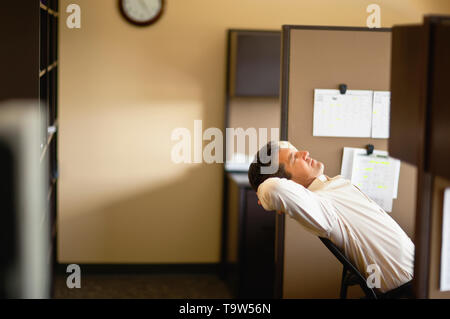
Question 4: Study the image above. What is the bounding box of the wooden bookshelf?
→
[0,0,59,296]
[40,0,59,285]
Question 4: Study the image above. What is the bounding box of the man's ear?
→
[257,200,261,206]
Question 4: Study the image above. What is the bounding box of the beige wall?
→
[58,0,450,263]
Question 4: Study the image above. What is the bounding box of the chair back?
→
[318,237,377,299]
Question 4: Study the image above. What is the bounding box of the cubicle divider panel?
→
[280,26,417,298]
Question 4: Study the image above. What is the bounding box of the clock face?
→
[120,0,164,26]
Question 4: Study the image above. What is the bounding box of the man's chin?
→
[317,163,325,176]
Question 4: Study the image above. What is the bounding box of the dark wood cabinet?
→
[389,25,426,167]
[223,173,276,298]
[428,21,450,180]
[228,31,281,97]
[390,16,450,179]
[389,15,450,299]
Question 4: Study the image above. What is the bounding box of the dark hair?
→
[248,141,292,192]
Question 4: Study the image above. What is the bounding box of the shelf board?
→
[40,2,59,17]
[48,8,59,17]
[47,61,58,72]
[40,62,58,78]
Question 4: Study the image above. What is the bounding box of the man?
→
[248,141,414,294]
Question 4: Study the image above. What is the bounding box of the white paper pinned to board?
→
[313,89,373,138]
[440,188,450,291]
[350,152,399,212]
[372,91,391,139]
[341,147,400,199]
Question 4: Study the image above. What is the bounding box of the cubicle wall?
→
[279,26,417,298]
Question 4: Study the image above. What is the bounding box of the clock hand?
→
[138,0,151,13]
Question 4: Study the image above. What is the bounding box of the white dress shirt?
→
[257,175,414,293]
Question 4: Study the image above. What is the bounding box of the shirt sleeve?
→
[257,177,336,237]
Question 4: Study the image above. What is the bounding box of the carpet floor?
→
[52,273,233,299]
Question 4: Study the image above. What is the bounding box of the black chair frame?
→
[318,237,414,299]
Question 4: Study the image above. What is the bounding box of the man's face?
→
[278,143,324,187]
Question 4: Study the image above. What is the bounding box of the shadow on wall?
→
[59,164,223,264]
[59,18,230,265]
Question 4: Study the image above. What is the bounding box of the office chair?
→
[318,237,414,299]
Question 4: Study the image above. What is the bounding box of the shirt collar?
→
[307,174,328,192]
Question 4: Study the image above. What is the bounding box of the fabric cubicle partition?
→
[277,25,417,298]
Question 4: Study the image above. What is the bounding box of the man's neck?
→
[305,174,328,190]
[294,175,327,189]
[300,175,323,188]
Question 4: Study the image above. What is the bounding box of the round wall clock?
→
[119,0,165,26]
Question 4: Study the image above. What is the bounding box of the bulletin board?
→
[278,25,417,298]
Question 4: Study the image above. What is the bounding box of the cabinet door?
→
[389,25,426,166]
[230,31,281,97]
[429,23,450,180]
[240,189,276,298]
